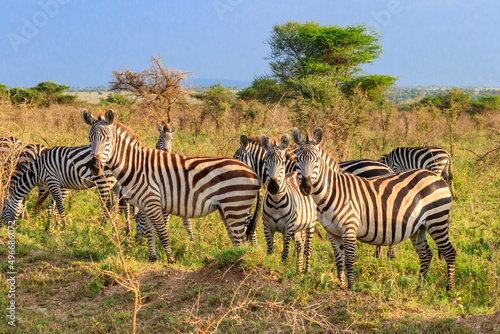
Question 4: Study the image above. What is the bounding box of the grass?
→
[0,103,499,333]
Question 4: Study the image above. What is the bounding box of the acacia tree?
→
[265,21,397,100]
[110,56,191,123]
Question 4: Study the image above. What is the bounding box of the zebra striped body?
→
[292,128,456,290]
[338,159,393,178]
[135,122,195,242]
[380,146,454,196]
[338,159,396,259]
[261,134,317,274]
[2,145,116,230]
[82,109,261,263]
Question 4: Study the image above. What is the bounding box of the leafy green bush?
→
[9,87,42,105]
[237,75,286,103]
[470,95,500,114]
[104,94,132,105]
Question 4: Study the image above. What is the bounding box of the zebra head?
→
[156,121,176,152]
[82,109,115,176]
[261,134,289,195]
[292,128,322,196]
[233,135,253,168]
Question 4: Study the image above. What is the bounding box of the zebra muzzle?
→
[89,154,103,176]
[268,178,280,195]
[300,177,313,196]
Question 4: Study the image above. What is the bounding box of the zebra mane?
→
[316,144,341,172]
[245,136,261,147]
[112,121,142,146]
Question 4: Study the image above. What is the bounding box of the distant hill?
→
[188,78,251,88]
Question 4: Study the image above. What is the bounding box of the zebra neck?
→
[106,126,143,179]
[311,147,342,206]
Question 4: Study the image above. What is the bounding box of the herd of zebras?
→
[1,109,457,290]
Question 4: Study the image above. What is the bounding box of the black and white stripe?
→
[292,128,456,290]
[2,145,117,230]
[82,109,261,263]
[135,122,195,242]
[380,146,454,196]
[261,134,317,274]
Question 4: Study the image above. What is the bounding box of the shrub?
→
[9,87,42,105]
[105,94,132,105]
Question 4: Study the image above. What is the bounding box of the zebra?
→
[379,146,454,197]
[261,134,317,274]
[235,136,396,259]
[292,128,456,290]
[2,145,117,230]
[135,121,195,242]
[233,135,298,245]
[81,109,261,263]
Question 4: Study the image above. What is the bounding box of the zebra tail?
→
[448,155,455,198]
[245,190,262,241]
[34,189,50,212]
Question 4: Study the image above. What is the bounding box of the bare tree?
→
[110,56,191,123]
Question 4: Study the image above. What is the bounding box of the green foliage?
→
[9,87,42,105]
[197,83,234,130]
[267,21,386,82]
[470,94,500,114]
[341,74,398,102]
[265,21,397,102]
[237,75,286,103]
[0,83,7,99]
[8,81,75,106]
[104,94,132,105]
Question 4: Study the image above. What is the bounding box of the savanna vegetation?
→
[1,21,499,334]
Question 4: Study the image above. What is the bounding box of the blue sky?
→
[1,0,499,88]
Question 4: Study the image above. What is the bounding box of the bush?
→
[470,95,500,114]
[9,87,42,105]
[104,94,132,105]
[237,75,287,103]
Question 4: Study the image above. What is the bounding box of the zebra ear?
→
[81,109,97,126]
[312,128,322,144]
[168,122,176,133]
[260,134,271,150]
[240,135,248,147]
[156,122,164,133]
[104,109,115,125]
[280,134,290,150]
[291,128,303,145]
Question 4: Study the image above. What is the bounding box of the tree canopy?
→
[265,21,397,102]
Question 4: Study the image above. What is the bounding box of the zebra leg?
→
[281,226,293,264]
[21,197,28,219]
[410,226,433,284]
[183,218,195,242]
[217,206,248,247]
[163,212,170,229]
[119,198,131,236]
[373,246,382,258]
[327,232,346,289]
[304,225,315,274]
[343,233,357,290]
[427,222,456,290]
[143,214,158,263]
[263,221,274,255]
[45,182,66,230]
[294,232,305,274]
[147,205,175,264]
[134,211,146,243]
[387,245,397,259]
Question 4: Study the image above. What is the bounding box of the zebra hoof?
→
[149,255,158,263]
